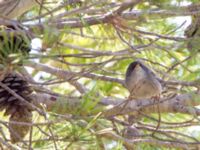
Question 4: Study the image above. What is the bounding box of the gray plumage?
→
[125,61,162,99]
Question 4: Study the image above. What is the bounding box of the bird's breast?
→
[126,71,162,99]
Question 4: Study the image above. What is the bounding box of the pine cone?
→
[0,25,33,143]
[9,111,32,143]
[0,73,33,116]
[0,73,34,143]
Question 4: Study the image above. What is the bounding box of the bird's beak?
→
[134,63,141,70]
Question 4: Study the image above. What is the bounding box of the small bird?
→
[125,61,162,100]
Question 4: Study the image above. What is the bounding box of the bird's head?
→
[125,61,148,78]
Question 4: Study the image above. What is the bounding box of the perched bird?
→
[125,61,162,128]
[125,61,162,100]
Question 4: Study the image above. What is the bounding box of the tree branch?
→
[0,0,41,19]
[31,91,200,117]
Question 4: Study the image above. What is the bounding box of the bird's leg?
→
[122,93,143,125]
[118,95,132,115]
[151,95,161,136]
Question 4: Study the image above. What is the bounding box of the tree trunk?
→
[0,0,40,19]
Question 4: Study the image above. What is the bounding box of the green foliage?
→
[0,30,30,68]
[1,0,200,149]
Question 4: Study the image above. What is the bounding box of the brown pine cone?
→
[0,73,34,143]
[9,111,32,143]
